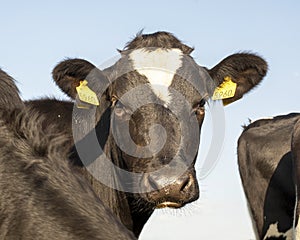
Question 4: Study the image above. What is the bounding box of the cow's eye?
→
[192,99,206,115]
[193,99,206,112]
[113,100,132,119]
[199,99,206,108]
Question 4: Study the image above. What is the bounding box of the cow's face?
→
[107,48,214,208]
[52,31,267,210]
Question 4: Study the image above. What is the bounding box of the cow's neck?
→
[109,140,155,237]
[127,196,154,237]
[69,107,135,231]
[132,210,153,237]
[85,171,154,238]
[76,165,134,229]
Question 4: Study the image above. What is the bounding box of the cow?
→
[0,69,136,240]
[292,118,300,239]
[27,31,268,237]
[238,113,300,239]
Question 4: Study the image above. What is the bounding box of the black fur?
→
[26,31,268,237]
[0,69,136,240]
[292,119,300,237]
[238,113,300,239]
[123,31,194,54]
[0,68,23,109]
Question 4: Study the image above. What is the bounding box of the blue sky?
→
[1,1,299,239]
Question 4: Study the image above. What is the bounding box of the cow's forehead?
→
[110,47,208,111]
[129,48,184,104]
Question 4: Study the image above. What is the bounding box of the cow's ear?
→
[52,58,109,101]
[208,53,268,105]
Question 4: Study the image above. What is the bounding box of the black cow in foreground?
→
[0,69,136,240]
[238,113,300,240]
[26,31,268,237]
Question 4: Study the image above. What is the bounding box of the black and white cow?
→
[0,69,136,240]
[27,31,268,237]
[238,113,300,239]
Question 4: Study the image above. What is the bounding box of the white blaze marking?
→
[129,48,183,104]
[263,222,293,240]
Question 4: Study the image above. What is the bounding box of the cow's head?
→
[52,32,267,210]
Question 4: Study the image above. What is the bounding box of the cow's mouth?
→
[156,201,182,209]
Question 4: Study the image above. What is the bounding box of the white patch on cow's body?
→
[129,48,183,104]
[263,222,293,240]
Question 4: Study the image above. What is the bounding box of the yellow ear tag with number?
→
[76,80,99,106]
[212,76,237,100]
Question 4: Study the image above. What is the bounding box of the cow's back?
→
[238,113,300,239]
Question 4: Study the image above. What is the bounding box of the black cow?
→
[0,69,136,240]
[238,113,300,239]
[27,31,268,237]
[292,118,300,239]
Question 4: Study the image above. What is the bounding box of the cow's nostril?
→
[148,177,157,190]
[146,175,160,191]
[179,173,193,193]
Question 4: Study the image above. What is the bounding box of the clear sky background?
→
[1,1,299,239]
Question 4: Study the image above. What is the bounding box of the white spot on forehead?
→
[129,48,183,104]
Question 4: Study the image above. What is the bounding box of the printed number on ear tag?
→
[212,76,237,100]
[76,80,99,106]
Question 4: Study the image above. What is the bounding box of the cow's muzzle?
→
[141,170,199,208]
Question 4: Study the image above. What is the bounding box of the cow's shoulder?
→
[238,113,300,183]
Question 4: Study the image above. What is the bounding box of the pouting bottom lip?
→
[156,202,182,209]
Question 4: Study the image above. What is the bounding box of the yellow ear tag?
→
[212,76,237,100]
[75,80,99,106]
